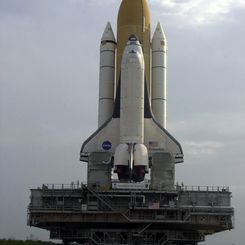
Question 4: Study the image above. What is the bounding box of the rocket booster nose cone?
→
[153,22,166,40]
[101,22,116,42]
[152,22,167,49]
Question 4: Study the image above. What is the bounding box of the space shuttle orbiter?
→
[80,0,183,182]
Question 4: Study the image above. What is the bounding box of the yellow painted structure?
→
[117,0,151,91]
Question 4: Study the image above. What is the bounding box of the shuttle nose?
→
[122,34,144,67]
[127,34,141,46]
[128,34,138,42]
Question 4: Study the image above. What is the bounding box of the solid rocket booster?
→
[98,22,116,127]
[80,0,184,183]
[152,22,167,128]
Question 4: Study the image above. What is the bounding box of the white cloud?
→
[183,140,224,156]
[169,111,245,137]
[71,0,117,6]
[151,0,245,25]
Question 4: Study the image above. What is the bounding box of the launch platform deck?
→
[28,183,233,245]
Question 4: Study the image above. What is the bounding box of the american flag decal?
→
[149,141,159,148]
[149,202,160,209]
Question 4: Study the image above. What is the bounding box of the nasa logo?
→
[102,141,112,151]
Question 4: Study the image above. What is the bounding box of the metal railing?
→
[39,183,229,191]
[175,185,230,192]
[40,182,86,190]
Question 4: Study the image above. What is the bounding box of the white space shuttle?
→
[80,0,183,183]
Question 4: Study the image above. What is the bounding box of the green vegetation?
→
[0,240,56,245]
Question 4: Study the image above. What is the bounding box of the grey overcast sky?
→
[0,0,244,244]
